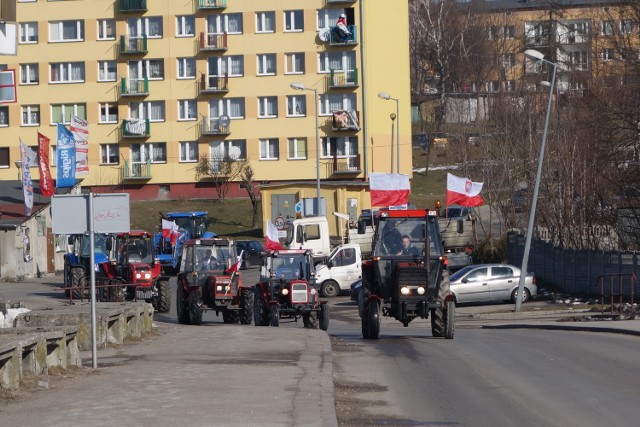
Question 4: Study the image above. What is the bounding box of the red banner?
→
[37,132,55,197]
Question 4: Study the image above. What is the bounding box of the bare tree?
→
[194,155,246,203]
[240,164,261,228]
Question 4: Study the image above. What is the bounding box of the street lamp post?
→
[291,82,321,215]
[378,92,400,174]
[515,49,557,312]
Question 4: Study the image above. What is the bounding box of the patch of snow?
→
[0,307,31,328]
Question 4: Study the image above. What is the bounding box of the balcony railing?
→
[200,74,229,93]
[330,154,361,175]
[201,116,231,135]
[121,118,150,138]
[120,35,148,55]
[328,68,359,88]
[328,25,358,45]
[200,32,228,51]
[121,160,151,181]
[332,110,360,131]
[524,35,550,48]
[198,0,227,9]
[120,77,149,96]
[326,0,356,4]
[119,0,147,12]
[558,33,591,45]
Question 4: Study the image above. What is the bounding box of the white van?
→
[314,243,362,297]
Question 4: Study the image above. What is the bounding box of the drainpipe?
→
[359,0,368,180]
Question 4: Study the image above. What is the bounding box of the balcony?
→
[198,0,227,9]
[201,116,230,135]
[119,0,147,12]
[120,77,149,97]
[327,68,359,88]
[121,119,150,138]
[326,0,356,3]
[120,36,148,55]
[332,110,360,131]
[524,35,550,48]
[328,25,358,45]
[200,74,229,94]
[558,33,591,45]
[199,32,227,52]
[330,154,361,176]
[120,160,151,181]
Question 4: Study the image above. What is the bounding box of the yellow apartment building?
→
[0,0,412,233]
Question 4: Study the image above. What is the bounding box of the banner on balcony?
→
[20,140,37,216]
[125,118,146,135]
[56,123,77,188]
[37,132,55,197]
[70,115,89,175]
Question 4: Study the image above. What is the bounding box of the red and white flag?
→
[369,173,410,207]
[37,132,55,197]
[70,115,89,175]
[228,250,244,275]
[265,220,283,250]
[446,173,484,207]
[161,219,180,244]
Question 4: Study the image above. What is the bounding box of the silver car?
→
[449,264,537,305]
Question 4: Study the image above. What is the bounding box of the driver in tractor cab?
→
[198,249,220,272]
[276,256,300,280]
[381,220,403,255]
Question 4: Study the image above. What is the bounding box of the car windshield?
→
[272,254,308,280]
[450,265,476,281]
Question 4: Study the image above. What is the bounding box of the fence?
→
[507,231,640,297]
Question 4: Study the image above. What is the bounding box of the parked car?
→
[235,240,264,269]
[439,206,475,220]
[449,263,537,305]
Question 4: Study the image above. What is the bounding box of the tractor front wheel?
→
[444,300,455,339]
[365,299,380,339]
[156,280,171,313]
[269,304,279,327]
[70,268,85,301]
[254,287,269,326]
[176,283,189,324]
[319,304,329,331]
[240,287,254,325]
[188,289,203,325]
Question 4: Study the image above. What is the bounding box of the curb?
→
[482,323,640,336]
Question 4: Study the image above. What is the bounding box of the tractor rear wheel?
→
[176,283,189,324]
[222,310,240,324]
[156,280,171,313]
[188,290,203,325]
[240,287,254,325]
[444,301,455,339]
[70,268,85,301]
[319,304,329,331]
[269,304,279,327]
[365,299,380,339]
[254,287,269,326]
[308,310,319,329]
[432,269,451,337]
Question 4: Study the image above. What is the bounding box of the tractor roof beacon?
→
[357,209,455,339]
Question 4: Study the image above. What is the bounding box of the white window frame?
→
[128,59,164,80]
[97,19,115,40]
[284,10,304,32]
[176,15,195,37]
[601,20,614,35]
[621,19,633,35]
[287,95,307,117]
[209,98,245,119]
[130,101,166,122]
[256,11,276,33]
[50,62,85,83]
[131,142,167,164]
[19,22,38,44]
[285,52,305,74]
[178,99,197,121]
[319,93,356,116]
[259,138,279,160]
[49,20,84,42]
[258,97,278,118]
[100,144,119,165]
[20,63,39,85]
[257,54,277,76]
[51,103,86,125]
[503,25,515,39]
[22,105,40,126]
[97,60,117,82]
[177,57,196,79]
[209,140,246,162]
[179,141,199,163]
[318,51,356,74]
[128,17,163,38]
[208,56,244,77]
[317,9,344,30]
[602,48,615,62]
[287,137,307,160]
[99,103,118,124]
[503,53,516,69]
[320,136,358,161]
[207,13,243,35]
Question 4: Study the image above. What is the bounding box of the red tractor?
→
[175,238,253,325]
[254,249,329,330]
[99,230,172,312]
[356,209,455,339]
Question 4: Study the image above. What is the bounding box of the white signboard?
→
[52,193,130,234]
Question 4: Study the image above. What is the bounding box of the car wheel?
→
[321,280,340,298]
[511,287,531,304]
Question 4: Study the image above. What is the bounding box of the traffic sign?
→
[274,216,286,230]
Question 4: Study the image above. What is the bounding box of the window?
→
[131,142,166,164]
[177,57,196,79]
[207,13,243,35]
[130,101,165,122]
[97,19,115,40]
[318,51,356,73]
[22,105,40,126]
[317,9,345,30]
[50,62,85,83]
[288,137,307,159]
[97,61,116,82]
[176,15,195,37]
[100,144,119,165]
[621,19,633,35]
[503,80,515,92]
[284,10,304,32]
[257,54,276,76]
[128,59,164,80]
[128,17,163,38]
[210,140,246,164]
[180,141,198,163]
[285,52,305,74]
[287,95,306,116]
[178,99,197,121]
[601,20,614,35]
[51,103,86,124]
[258,97,278,118]
[20,63,39,84]
[486,81,499,92]
[503,53,516,69]
[99,103,118,123]
[602,48,615,61]
[0,106,8,126]
[321,136,358,163]
[503,26,515,39]
[19,22,38,44]
[209,98,245,119]
[49,20,84,42]
[488,26,498,40]
[207,56,244,77]
[570,50,589,70]
[319,93,356,116]
[260,138,279,160]
[256,11,275,33]
[0,147,9,168]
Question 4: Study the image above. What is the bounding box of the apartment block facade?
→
[0,0,411,202]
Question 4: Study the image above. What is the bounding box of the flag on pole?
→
[37,132,55,197]
[228,250,244,275]
[446,173,484,207]
[19,140,37,216]
[265,220,283,250]
[70,115,89,175]
[369,173,410,208]
[161,219,180,245]
[56,123,76,188]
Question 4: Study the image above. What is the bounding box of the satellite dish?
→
[229,146,241,160]
[319,30,330,42]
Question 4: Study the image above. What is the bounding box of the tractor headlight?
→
[135,273,141,279]
[144,273,151,279]
[216,285,223,291]
[400,286,410,295]
[417,287,425,295]
[281,288,289,295]
[310,288,317,295]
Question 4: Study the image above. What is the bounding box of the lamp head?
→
[14,160,22,169]
[290,82,306,91]
[524,49,545,60]
[377,92,390,100]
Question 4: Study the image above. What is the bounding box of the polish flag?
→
[446,173,484,207]
[265,220,283,250]
[228,250,244,275]
[369,173,410,208]
[161,219,180,244]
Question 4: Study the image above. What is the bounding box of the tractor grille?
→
[291,282,308,304]
[137,288,152,300]
[397,266,428,287]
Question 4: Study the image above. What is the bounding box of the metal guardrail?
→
[597,273,638,316]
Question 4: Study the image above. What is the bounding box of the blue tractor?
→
[63,233,112,299]
[154,211,216,274]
